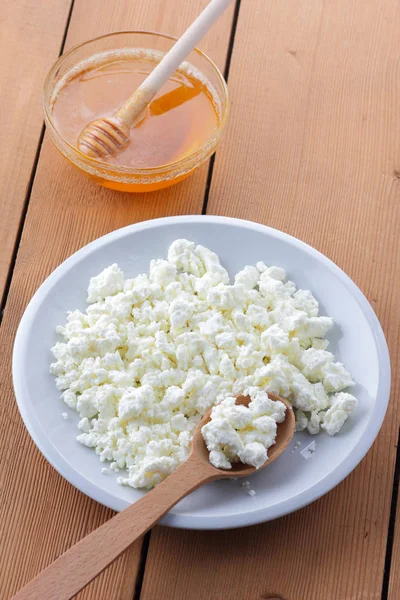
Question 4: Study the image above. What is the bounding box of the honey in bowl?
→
[49,48,223,192]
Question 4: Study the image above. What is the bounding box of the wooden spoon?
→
[11,394,294,600]
[77,0,233,159]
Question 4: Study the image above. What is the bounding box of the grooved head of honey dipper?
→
[77,116,130,159]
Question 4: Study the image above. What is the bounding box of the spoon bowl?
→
[191,393,295,478]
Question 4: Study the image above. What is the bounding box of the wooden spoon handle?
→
[11,458,216,600]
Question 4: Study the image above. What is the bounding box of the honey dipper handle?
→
[11,458,217,600]
[116,0,233,127]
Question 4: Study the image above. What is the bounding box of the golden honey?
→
[49,48,221,191]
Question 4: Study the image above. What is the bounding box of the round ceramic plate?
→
[13,216,390,529]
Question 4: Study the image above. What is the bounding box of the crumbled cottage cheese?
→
[50,239,358,489]
[201,391,286,469]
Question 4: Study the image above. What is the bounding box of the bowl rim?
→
[42,30,230,175]
[12,215,391,530]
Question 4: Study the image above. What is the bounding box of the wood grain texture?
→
[141,1,400,599]
[0,1,234,599]
[0,0,72,304]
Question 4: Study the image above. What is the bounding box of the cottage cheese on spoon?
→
[202,391,286,470]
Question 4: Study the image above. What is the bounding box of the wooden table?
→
[1,1,399,598]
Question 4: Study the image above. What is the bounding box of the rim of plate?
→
[12,215,391,530]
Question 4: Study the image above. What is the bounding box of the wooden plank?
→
[0,1,235,598]
[0,0,72,304]
[141,1,400,599]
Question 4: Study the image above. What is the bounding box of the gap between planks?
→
[134,1,242,596]
[0,0,76,327]
[201,0,242,215]
[382,428,400,599]
[0,0,73,303]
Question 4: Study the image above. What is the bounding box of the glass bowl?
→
[43,31,229,193]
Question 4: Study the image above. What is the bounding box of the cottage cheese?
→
[50,239,358,489]
[201,391,286,469]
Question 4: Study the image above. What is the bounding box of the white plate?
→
[13,216,390,529]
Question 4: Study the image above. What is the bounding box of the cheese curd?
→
[202,391,286,469]
[50,239,358,489]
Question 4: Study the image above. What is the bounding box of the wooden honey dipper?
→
[78,0,233,159]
